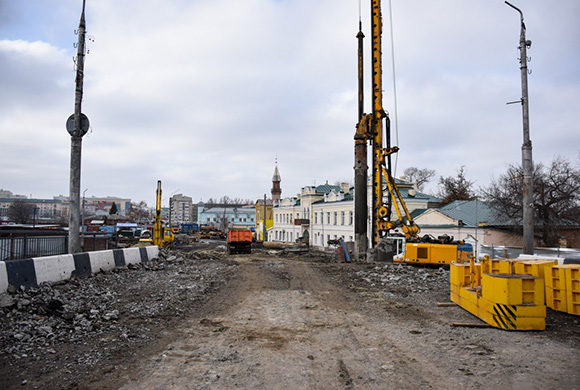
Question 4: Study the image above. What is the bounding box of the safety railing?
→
[0,233,113,261]
[481,245,580,260]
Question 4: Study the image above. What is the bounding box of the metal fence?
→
[0,233,113,261]
[0,234,67,260]
[481,245,580,261]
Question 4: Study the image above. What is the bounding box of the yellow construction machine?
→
[355,0,471,265]
[152,180,175,247]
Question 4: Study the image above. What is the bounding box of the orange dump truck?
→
[227,229,252,254]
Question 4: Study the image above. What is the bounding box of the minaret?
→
[271,162,281,206]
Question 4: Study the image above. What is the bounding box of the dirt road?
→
[116,254,579,390]
[1,247,578,389]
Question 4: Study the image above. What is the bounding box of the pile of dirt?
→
[0,247,237,389]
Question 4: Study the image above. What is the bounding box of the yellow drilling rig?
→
[354,0,471,265]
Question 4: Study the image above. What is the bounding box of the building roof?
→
[315,183,341,194]
[397,187,442,203]
[438,200,511,227]
[201,206,254,214]
[272,165,281,182]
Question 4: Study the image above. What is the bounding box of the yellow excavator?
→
[355,0,471,265]
[151,180,174,248]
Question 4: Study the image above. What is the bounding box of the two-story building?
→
[198,205,255,231]
[269,181,354,248]
[310,186,354,248]
[254,198,273,241]
[268,176,443,250]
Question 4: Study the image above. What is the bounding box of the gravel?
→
[0,245,237,389]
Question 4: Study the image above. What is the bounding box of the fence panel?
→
[0,235,68,260]
[481,245,580,260]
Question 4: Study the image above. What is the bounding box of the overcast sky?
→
[1,0,579,207]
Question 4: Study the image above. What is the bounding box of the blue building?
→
[198,205,255,231]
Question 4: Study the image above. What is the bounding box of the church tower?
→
[271,163,281,206]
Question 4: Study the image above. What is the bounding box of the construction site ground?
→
[1,241,579,389]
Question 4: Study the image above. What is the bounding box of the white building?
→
[311,187,354,248]
[268,177,443,250]
[269,181,354,248]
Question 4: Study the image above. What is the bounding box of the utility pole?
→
[506,1,534,254]
[263,194,268,242]
[68,0,89,254]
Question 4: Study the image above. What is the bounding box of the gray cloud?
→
[1,0,579,207]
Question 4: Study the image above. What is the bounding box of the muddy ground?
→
[1,241,579,389]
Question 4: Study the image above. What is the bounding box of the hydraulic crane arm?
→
[153,180,163,247]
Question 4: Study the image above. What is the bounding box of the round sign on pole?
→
[66,113,90,136]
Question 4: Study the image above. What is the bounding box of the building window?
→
[326,212,330,224]
[333,212,337,225]
[341,211,345,225]
[314,212,318,224]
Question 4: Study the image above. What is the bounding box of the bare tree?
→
[205,196,253,208]
[481,156,580,246]
[402,167,436,192]
[128,201,151,223]
[8,200,34,224]
[437,166,475,205]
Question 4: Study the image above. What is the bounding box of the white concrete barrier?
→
[0,246,159,293]
[33,254,75,285]
[89,250,116,272]
[144,246,159,261]
[0,261,8,293]
[123,247,142,265]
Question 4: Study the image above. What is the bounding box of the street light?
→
[506,1,534,255]
[67,1,90,254]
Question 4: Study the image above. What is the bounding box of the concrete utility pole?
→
[68,0,89,254]
[506,1,534,254]
[263,194,268,242]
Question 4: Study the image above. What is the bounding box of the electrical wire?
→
[387,0,400,177]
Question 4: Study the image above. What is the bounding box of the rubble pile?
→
[349,263,450,305]
[0,248,236,385]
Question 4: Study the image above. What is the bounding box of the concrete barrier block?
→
[144,246,159,261]
[89,250,116,272]
[123,247,142,265]
[5,258,37,289]
[73,253,92,278]
[33,255,75,285]
[0,261,8,293]
[113,249,125,267]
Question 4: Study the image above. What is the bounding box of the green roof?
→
[438,200,512,227]
[315,184,341,194]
